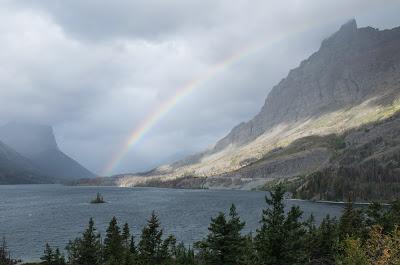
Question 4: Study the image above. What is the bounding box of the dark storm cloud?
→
[1,0,400,174]
[15,0,222,41]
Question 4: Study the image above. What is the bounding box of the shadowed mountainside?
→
[0,140,54,184]
[88,20,400,200]
[213,19,400,151]
[0,122,95,183]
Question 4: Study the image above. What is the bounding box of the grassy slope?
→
[260,108,400,202]
[117,95,400,192]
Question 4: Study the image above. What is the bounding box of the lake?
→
[0,185,345,262]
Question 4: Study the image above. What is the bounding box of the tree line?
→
[13,185,400,265]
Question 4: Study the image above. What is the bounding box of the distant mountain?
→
[0,140,53,184]
[92,20,400,201]
[0,122,95,181]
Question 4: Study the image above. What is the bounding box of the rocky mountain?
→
[0,122,95,181]
[100,20,400,201]
[214,19,400,151]
[0,140,53,184]
[293,112,400,201]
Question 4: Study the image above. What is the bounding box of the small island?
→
[90,192,105,204]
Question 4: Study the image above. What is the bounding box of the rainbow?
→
[101,21,322,176]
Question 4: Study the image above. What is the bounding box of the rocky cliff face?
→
[104,20,400,197]
[0,122,95,181]
[214,20,400,151]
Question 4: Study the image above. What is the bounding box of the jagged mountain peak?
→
[213,21,400,152]
[337,18,357,34]
[320,19,358,49]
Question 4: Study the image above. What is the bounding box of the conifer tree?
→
[53,248,66,265]
[175,242,196,265]
[254,185,286,265]
[129,236,137,256]
[366,202,385,227]
[41,243,54,265]
[282,206,308,264]
[339,201,365,239]
[160,234,177,263]
[0,237,12,265]
[120,223,139,265]
[40,244,66,265]
[66,239,80,265]
[195,212,228,265]
[255,185,308,265]
[241,234,257,265]
[103,216,124,265]
[310,215,339,265]
[226,204,246,265]
[387,199,400,232]
[122,223,131,248]
[138,211,163,265]
[195,204,246,265]
[77,218,102,265]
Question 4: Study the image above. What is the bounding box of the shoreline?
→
[1,183,393,205]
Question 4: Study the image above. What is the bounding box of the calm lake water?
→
[0,185,345,262]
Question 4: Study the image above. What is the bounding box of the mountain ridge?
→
[213,19,400,152]
[0,122,95,183]
[86,20,400,201]
[0,139,54,184]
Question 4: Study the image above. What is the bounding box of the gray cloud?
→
[1,0,400,175]
[15,0,222,41]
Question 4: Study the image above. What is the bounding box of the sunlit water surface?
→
[0,185,345,262]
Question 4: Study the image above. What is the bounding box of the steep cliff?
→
[0,122,95,180]
[214,19,400,151]
[0,140,53,184]
[104,20,400,199]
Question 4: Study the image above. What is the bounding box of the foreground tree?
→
[365,225,400,264]
[66,218,102,265]
[40,243,66,265]
[138,211,164,265]
[338,200,365,240]
[103,217,124,265]
[121,223,138,265]
[337,225,400,264]
[255,185,308,265]
[226,204,247,264]
[336,238,368,265]
[0,237,13,265]
[195,204,247,265]
[387,200,400,231]
[26,193,400,265]
[309,215,339,265]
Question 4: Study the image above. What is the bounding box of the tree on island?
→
[91,193,105,204]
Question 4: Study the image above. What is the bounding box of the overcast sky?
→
[1,0,400,175]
